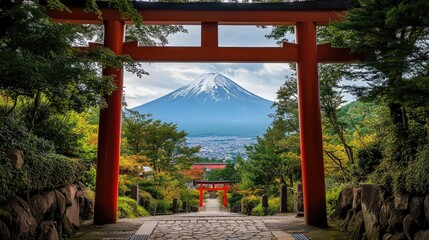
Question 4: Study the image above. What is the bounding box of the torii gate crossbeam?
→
[47,0,362,227]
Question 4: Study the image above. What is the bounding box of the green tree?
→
[327,0,429,163]
[206,161,240,183]
[121,110,200,176]
[238,75,301,193]
[143,121,200,174]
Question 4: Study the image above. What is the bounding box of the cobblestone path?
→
[134,198,294,240]
[149,218,276,239]
[72,198,349,240]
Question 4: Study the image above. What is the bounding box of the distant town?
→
[187,136,257,160]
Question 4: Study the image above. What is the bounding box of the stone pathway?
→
[72,198,350,240]
[136,198,290,240]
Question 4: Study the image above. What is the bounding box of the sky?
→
[123,26,294,108]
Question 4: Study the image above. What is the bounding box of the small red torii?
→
[195,180,231,207]
[47,0,364,227]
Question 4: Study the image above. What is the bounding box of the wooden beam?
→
[47,8,346,25]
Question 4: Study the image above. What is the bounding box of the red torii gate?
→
[47,0,363,227]
[195,180,231,207]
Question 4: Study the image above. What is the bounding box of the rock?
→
[409,197,424,227]
[65,198,80,228]
[390,233,407,240]
[7,148,24,168]
[383,233,392,240]
[38,221,59,240]
[0,219,11,240]
[335,186,354,219]
[61,213,74,236]
[403,214,417,240]
[58,184,77,207]
[361,184,383,240]
[295,183,304,212]
[395,194,409,211]
[8,196,37,239]
[414,230,429,240]
[380,197,394,232]
[351,211,365,240]
[383,233,393,240]
[54,190,66,216]
[423,195,429,224]
[30,191,56,223]
[388,209,407,233]
[0,206,13,226]
[343,209,354,230]
[79,197,93,220]
[353,188,362,210]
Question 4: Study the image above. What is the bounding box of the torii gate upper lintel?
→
[47,0,362,227]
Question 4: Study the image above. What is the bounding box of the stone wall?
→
[0,183,93,240]
[335,184,429,240]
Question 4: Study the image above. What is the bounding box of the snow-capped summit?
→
[133,73,274,136]
[170,73,262,102]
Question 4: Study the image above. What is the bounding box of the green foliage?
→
[156,199,172,215]
[138,180,164,200]
[206,162,240,183]
[0,117,83,203]
[81,165,97,190]
[117,196,149,219]
[251,198,280,216]
[325,185,344,218]
[0,157,28,203]
[25,153,82,192]
[139,191,157,215]
[122,109,200,175]
[357,143,382,176]
[241,195,260,215]
[228,191,243,209]
[405,145,429,194]
[179,189,199,208]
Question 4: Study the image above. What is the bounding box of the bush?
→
[139,191,157,215]
[251,197,280,216]
[241,195,260,215]
[0,157,28,203]
[117,196,149,219]
[405,145,429,194]
[155,199,172,214]
[325,185,344,217]
[357,143,382,176]
[138,180,164,199]
[0,117,83,203]
[25,153,82,191]
[179,189,199,211]
[228,191,244,208]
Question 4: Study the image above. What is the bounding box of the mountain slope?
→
[133,73,274,136]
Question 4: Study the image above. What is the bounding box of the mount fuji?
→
[133,73,274,137]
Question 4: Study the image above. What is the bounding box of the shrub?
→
[139,191,157,215]
[241,195,260,215]
[405,145,429,194]
[228,191,243,208]
[326,185,344,217]
[0,157,28,203]
[0,117,83,203]
[117,196,149,219]
[179,189,199,211]
[155,199,172,214]
[25,153,82,191]
[138,180,164,199]
[251,197,280,216]
[357,143,382,176]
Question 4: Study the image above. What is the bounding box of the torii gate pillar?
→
[93,20,125,225]
[296,21,327,226]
